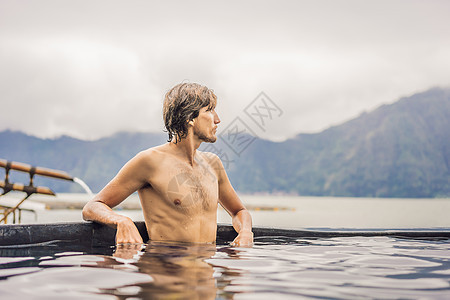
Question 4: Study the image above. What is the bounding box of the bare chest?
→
[149,160,219,211]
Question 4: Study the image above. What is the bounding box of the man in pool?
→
[82,83,253,247]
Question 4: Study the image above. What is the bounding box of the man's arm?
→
[82,151,152,244]
[213,155,253,247]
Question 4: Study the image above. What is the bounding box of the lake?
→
[3,193,450,229]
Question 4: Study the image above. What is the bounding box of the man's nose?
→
[214,112,221,124]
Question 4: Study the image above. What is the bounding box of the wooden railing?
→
[0,158,74,224]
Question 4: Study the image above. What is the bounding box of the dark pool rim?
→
[0,222,449,248]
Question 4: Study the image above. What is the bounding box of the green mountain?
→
[1,87,449,197]
[228,87,450,198]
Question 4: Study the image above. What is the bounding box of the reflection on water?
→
[0,237,449,299]
[130,242,217,299]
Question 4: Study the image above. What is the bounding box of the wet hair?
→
[163,83,217,143]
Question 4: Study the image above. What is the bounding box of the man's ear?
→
[188,119,195,126]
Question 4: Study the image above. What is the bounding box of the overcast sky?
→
[1,0,449,141]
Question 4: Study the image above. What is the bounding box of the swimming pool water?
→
[0,236,449,299]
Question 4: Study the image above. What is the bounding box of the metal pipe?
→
[0,180,55,196]
[0,158,74,181]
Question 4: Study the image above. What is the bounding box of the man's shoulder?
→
[198,150,220,161]
[198,151,224,170]
[133,144,169,164]
[139,144,167,155]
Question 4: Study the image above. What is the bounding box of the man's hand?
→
[116,217,144,244]
[230,230,253,247]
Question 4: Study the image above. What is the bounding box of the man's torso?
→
[137,146,219,243]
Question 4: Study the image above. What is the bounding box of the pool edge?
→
[1,222,449,247]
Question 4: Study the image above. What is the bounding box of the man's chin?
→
[200,136,217,143]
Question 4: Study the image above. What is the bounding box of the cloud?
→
[1,0,449,141]
[0,37,163,139]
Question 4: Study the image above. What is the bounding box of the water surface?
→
[0,236,449,299]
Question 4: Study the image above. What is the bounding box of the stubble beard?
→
[195,129,217,143]
[199,133,217,143]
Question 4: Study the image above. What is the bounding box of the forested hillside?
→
[229,88,450,197]
[1,88,449,197]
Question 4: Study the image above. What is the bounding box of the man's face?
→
[193,106,220,143]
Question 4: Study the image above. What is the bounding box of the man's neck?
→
[169,133,202,166]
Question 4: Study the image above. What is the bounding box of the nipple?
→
[173,199,181,205]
